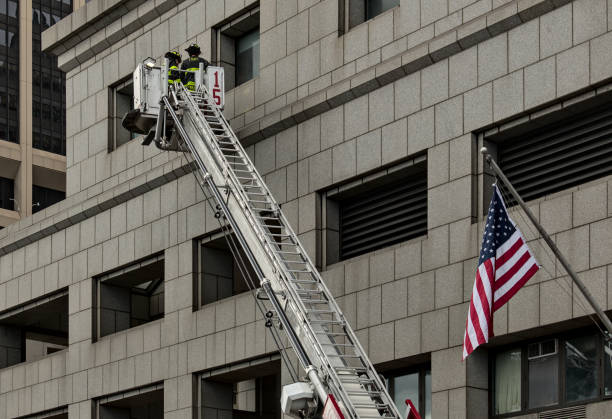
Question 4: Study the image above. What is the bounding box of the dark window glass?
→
[528,350,559,408]
[366,0,399,20]
[493,335,609,417]
[605,343,612,396]
[0,0,17,144]
[32,185,65,213]
[235,29,260,86]
[0,176,14,210]
[386,366,431,419]
[31,0,72,155]
[565,336,598,402]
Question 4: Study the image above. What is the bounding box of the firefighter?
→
[181,43,210,91]
[165,50,182,86]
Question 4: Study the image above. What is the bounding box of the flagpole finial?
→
[480,147,492,164]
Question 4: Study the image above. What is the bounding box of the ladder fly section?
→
[165,83,401,419]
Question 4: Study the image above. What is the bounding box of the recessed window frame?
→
[197,355,282,419]
[0,289,69,369]
[383,363,432,419]
[343,0,400,31]
[321,155,428,266]
[94,383,164,419]
[490,330,612,418]
[480,86,612,213]
[194,231,258,310]
[108,76,136,151]
[211,6,260,91]
[92,254,165,341]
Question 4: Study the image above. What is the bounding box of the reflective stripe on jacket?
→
[180,56,210,90]
[168,63,181,85]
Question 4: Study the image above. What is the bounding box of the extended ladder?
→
[160,82,402,419]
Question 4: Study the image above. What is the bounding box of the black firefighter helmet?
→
[186,43,201,56]
[164,50,181,63]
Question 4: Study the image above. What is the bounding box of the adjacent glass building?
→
[0,0,71,228]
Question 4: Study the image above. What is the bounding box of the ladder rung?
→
[326,354,361,358]
[286,269,311,273]
[314,331,346,336]
[347,390,382,397]
[305,309,335,314]
[334,366,367,372]
[309,319,344,325]
[289,279,318,284]
[338,378,375,385]
[352,404,390,409]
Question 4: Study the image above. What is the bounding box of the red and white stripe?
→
[463,230,539,359]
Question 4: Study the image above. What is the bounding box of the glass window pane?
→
[391,372,418,418]
[528,353,558,408]
[424,369,431,419]
[495,349,522,415]
[235,29,259,86]
[565,336,598,402]
[605,342,612,396]
[366,0,399,20]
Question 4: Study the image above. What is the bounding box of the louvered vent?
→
[498,108,612,203]
[538,405,586,419]
[339,175,427,260]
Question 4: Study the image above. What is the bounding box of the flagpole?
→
[481,147,612,339]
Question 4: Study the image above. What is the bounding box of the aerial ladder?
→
[123,58,410,419]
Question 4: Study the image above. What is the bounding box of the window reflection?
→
[386,366,431,419]
[235,29,260,86]
[565,336,598,402]
[366,0,399,20]
[31,0,71,154]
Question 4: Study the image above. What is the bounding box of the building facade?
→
[0,0,611,418]
[0,0,71,230]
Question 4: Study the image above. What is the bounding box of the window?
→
[32,184,65,213]
[95,384,163,419]
[493,333,611,416]
[109,79,136,150]
[212,8,260,90]
[488,106,612,205]
[384,365,431,419]
[32,0,72,156]
[0,0,19,144]
[346,0,399,29]
[0,290,68,369]
[94,255,164,339]
[323,157,427,264]
[199,357,281,419]
[196,233,257,307]
[235,29,260,86]
[0,176,13,210]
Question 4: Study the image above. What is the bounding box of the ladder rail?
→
[162,94,330,403]
[175,84,401,419]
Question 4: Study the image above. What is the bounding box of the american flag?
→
[463,185,540,359]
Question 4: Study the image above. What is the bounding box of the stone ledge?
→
[42,0,185,71]
[0,155,193,257]
[235,0,569,147]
